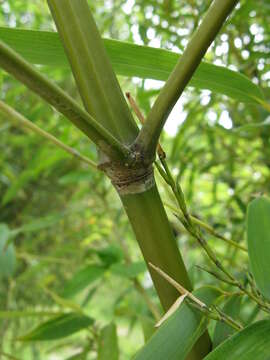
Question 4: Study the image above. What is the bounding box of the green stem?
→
[136,0,238,161]
[0,100,97,169]
[157,157,270,314]
[47,0,138,144]
[121,185,192,309]
[121,185,212,360]
[164,202,247,252]
[0,40,129,160]
[47,2,211,357]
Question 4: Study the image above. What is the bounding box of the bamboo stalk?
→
[47,2,212,358]
[120,186,212,360]
[46,0,194,309]
[47,0,138,144]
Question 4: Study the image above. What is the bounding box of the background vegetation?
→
[0,0,270,359]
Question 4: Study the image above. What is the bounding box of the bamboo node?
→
[99,156,155,195]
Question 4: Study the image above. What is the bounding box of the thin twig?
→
[196,265,236,287]
[149,262,206,308]
[164,202,247,252]
[0,100,97,169]
[0,40,130,160]
[150,263,243,331]
[126,92,166,159]
[157,156,270,313]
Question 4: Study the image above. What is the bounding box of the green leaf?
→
[0,224,16,279]
[61,265,106,298]
[98,322,119,360]
[134,286,220,360]
[213,295,242,348]
[247,196,270,299]
[140,316,155,343]
[0,27,264,105]
[110,261,147,279]
[204,320,270,360]
[95,245,123,267]
[44,287,82,313]
[19,312,93,341]
[13,212,68,234]
[0,311,64,319]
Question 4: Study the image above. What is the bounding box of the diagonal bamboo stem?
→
[135,0,239,162]
[47,0,138,144]
[0,40,130,161]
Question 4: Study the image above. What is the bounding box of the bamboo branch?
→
[126,92,166,159]
[0,100,97,169]
[0,40,130,161]
[150,263,243,331]
[157,156,270,313]
[135,0,238,161]
[164,202,248,252]
[149,263,206,308]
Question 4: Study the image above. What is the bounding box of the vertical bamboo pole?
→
[121,185,191,308]
[47,1,211,358]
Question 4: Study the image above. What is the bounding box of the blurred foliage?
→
[0,0,269,359]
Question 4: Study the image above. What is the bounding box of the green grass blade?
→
[247,197,270,300]
[204,320,270,360]
[0,27,264,105]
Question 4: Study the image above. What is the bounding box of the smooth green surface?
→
[19,312,94,341]
[134,287,220,360]
[205,320,270,360]
[121,184,212,360]
[247,197,270,299]
[121,184,192,310]
[213,295,242,348]
[98,323,119,360]
[0,224,16,278]
[0,27,263,105]
[47,0,138,144]
[61,265,106,298]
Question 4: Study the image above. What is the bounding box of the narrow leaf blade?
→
[98,322,119,360]
[19,312,94,341]
[134,286,220,360]
[205,320,270,360]
[0,28,263,104]
[213,295,242,348]
[247,196,270,299]
[61,265,106,298]
[0,224,16,278]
